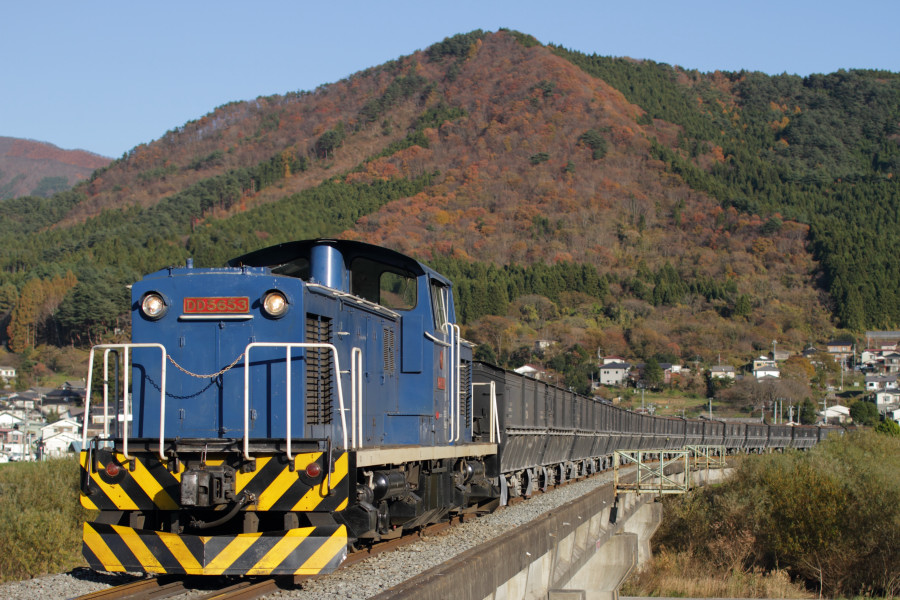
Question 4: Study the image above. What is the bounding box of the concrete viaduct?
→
[370,466,730,600]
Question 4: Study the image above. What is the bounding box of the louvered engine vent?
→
[305,314,334,425]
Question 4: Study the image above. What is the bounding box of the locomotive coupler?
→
[180,464,236,507]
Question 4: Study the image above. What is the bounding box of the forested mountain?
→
[2,29,898,386]
[0,137,110,200]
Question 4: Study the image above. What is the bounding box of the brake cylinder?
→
[371,470,408,501]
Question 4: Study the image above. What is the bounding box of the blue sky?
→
[2,0,898,158]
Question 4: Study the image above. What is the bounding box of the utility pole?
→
[840,356,844,391]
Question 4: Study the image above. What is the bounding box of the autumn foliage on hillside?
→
[1,29,887,385]
[0,137,110,200]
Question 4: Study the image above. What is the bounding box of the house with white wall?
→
[599,362,631,386]
[0,411,25,429]
[0,366,15,384]
[40,431,80,457]
[753,358,780,379]
[40,418,80,439]
[710,365,736,379]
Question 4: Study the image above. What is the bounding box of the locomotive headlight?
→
[140,292,167,320]
[262,290,288,318]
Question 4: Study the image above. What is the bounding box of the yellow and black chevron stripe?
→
[82,521,348,575]
[79,450,349,513]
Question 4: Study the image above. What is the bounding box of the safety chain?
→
[167,351,245,379]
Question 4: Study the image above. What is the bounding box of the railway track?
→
[72,575,286,600]
[73,467,637,600]
[74,577,186,600]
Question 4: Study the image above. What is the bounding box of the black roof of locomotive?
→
[227,238,451,286]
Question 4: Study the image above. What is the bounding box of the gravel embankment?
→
[0,469,619,600]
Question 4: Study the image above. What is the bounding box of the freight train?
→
[78,239,835,577]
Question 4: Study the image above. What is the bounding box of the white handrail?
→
[243,342,348,462]
[445,322,462,442]
[102,348,111,439]
[443,323,455,442]
[82,343,167,461]
[352,347,363,448]
[455,324,461,441]
[124,345,130,459]
[424,331,450,347]
[473,381,500,443]
[285,345,293,462]
[493,383,500,443]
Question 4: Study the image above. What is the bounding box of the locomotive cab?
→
[230,239,474,448]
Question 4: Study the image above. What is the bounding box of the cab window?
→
[430,281,450,330]
[349,257,417,310]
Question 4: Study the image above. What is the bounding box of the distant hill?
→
[1,29,899,381]
[0,137,110,199]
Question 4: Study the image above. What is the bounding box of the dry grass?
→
[0,459,91,582]
[622,548,816,599]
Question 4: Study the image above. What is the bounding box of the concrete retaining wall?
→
[371,467,732,600]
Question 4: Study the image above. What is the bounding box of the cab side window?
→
[379,270,416,310]
[430,281,450,330]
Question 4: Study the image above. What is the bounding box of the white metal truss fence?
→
[613,449,691,497]
[685,444,727,470]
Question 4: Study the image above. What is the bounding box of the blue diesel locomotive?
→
[78,239,834,578]
[80,239,493,576]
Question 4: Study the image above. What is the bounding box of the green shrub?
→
[529,152,550,165]
[578,129,608,159]
[654,431,900,598]
[0,459,92,582]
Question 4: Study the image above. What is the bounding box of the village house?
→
[599,361,630,386]
[875,391,900,414]
[819,404,851,424]
[0,410,26,429]
[826,340,853,364]
[883,352,900,373]
[0,427,26,457]
[851,332,900,373]
[709,365,736,379]
[40,430,80,457]
[40,418,80,439]
[0,366,15,385]
[858,350,887,373]
[752,358,780,379]
[865,374,898,392]
[5,391,40,410]
[39,418,81,458]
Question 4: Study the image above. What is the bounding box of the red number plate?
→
[183,297,250,314]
